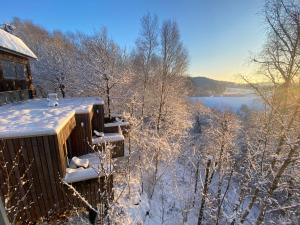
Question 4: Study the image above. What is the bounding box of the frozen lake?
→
[190,94,264,112]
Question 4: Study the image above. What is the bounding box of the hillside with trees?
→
[190,76,252,96]
[0,0,300,224]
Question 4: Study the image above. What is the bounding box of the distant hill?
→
[189,76,247,96]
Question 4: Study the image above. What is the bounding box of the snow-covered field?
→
[190,88,264,112]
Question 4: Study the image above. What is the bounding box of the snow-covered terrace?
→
[0,97,104,139]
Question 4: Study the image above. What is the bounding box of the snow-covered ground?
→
[113,155,199,225]
[114,147,259,225]
[36,138,259,225]
[190,87,264,112]
[190,96,264,112]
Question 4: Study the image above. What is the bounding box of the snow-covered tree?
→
[79,29,131,118]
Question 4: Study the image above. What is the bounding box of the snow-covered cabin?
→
[0,95,127,222]
[0,27,37,105]
[0,26,129,223]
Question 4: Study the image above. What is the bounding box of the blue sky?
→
[0,0,266,82]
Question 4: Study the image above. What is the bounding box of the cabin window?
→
[0,60,27,80]
[15,63,27,79]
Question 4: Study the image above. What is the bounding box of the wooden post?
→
[0,198,10,225]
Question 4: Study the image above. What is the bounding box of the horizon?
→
[0,0,266,82]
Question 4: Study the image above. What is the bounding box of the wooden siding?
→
[66,176,113,208]
[104,124,130,137]
[70,111,93,157]
[94,141,124,158]
[92,104,104,133]
[111,141,125,158]
[70,105,106,157]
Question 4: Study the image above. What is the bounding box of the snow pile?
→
[64,153,112,183]
[69,157,90,169]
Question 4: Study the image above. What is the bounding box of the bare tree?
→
[13,19,80,97]
[255,0,300,88]
[134,13,159,117]
[156,20,188,132]
[80,29,130,119]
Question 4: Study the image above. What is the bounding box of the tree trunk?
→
[106,79,111,119]
[197,159,211,225]
[216,169,233,225]
[254,143,299,225]
[150,151,159,199]
[127,131,131,196]
[193,160,200,207]
[59,84,65,98]
[240,188,259,224]
[141,74,148,118]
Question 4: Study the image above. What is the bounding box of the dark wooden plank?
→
[31,137,49,216]
[42,136,59,207]
[24,137,44,218]
[92,104,104,132]
[17,138,38,220]
[6,139,28,221]
[0,140,9,206]
[53,134,69,209]
[48,135,65,208]
[36,137,53,211]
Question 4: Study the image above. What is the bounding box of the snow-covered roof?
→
[0,28,37,59]
[0,97,104,139]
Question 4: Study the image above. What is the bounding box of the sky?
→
[0,0,267,82]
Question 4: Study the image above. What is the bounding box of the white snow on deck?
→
[64,153,112,183]
[92,133,124,144]
[104,121,129,128]
[0,29,37,59]
[0,97,104,139]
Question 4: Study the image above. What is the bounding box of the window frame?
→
[0,59,28,80]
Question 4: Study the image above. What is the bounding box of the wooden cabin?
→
[0,28,127,223]
[0,28,37,105]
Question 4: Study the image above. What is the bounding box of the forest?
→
[1,0,300,224]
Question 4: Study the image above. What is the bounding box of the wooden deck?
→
[0,101,115,223]
[0,33,120,223]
